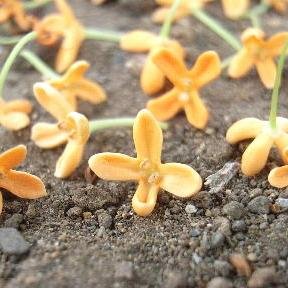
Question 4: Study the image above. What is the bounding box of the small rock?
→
[248,196,270,214]
[83,211,92,219]
[230,253,252,277]
[231,220,247,232]
[4,213,23,228]
[248,267,276,288]
[0,228,30,255]
[66,206,82,217]
[25,204,37,218]
[223,201,245,219]
[207,277,233,288]
[214,260,232,277]
[275,197,288,208]
[163,270,188,288]
[190,229,201,237]
[211,232,225,249]
[115,261,134,280]
[97,210,113,229]
[185,204,197,214]
[192,253,202,264]
[205,162,240,194]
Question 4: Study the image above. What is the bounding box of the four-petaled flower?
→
[147,48,221,129]
[88,109,202,217]
[120,30,185,95]
[48,60,107,110]
[226,117,288,176]
[0,145,46,214]
[0,0,35,30]
[228,28,288,89]
[31,83,90,178]
[221,0,249,19]
[0,98,32,130]
[35,0,85,73]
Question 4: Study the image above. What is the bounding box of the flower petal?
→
[226,118,264,144]
[274,133,288,164]
[133,109,163,164]
[277,117,288,132]
[120,30,158,52]
[0,170,47,199]
[0,145,26,170]
[228,49,254,78]
[132,180,159,217]
[256,58,276,89]
[31,122,68,149]
[183,90,208,129]
[268,166,288,188]
[189,51,221,88]
[0,112,30,130]
[151,48,188,88]
[159,163,202,197]
[88,152,140,181]
[147,88,182,121]
[55,0,76,21]
[152,7,189,23]
[221,0,249,19]
[141,53,165,95]
[33,82,73,121]
[241,133,273,176]
[2,99,32,114]
[265,32,288,57]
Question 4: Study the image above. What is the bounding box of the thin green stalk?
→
[249,14,261,28]
[244,0,269,28]
[269,40,288,130]
[221,55,234,70]
[0,35,23,45]
[0,31,37,98]
[23,0,53,10]
[192,9,242,51]
[20,50,59,79]
[89,118,168,132]
[85,28,123,43]
[160,0,182,38]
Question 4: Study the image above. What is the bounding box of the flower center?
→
[57,120,76,139]
[178,92,190,103]
[139,159,161,184]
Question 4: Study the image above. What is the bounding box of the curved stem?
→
[244,1,269,28]
[0,31,37,98]
[160,0,182,38]
[85,28,123,43]
[23,0,53,10]
[89,118,168,133]
[0,35,23,45]
[269,40,288,130]
[192,9,242,51]
[20,50,59,79]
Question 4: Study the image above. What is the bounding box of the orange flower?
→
[228,28,288,89]
[0,98,32,130]
[268,164,288,188]
[120,30,185,95]
[89,109,202,217]
[0,145,46,213]
[0,0,35,30]
[147,48,221,129]
[266,0,288,13]
[221,0,249,19]
[226,117,288,176]
[152,0,212,23]
[48,60,106,110]
[35,0,85,73]
[31,83,90,178]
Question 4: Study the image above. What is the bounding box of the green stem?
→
[192,9,242,51]
[85,28,123,43]
[89,118,168,132]
[23,0,53,10]
[0,31,37,98]
[160,0,182,38]
[221,55,234,70]
[20,50,59,79]
[0,35,23,45]
[249,14,261,28]
[269,40,288,130]
[244,1,269,28]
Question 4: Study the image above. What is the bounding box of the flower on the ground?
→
[35,0,85,73]
[120,30,185,95]
[0,98,32,130]
[49,60,106,110]
[147,48,221,129]
[226,117,288,176]
[228,28,288,88]
[0,145,46,214]
[31,82,90,178]
[89,109,202,217]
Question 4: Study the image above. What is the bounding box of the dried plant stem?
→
[192,9,242,51]
[160,0,182,38]
[0,31,37,98]
[85,29,123,42]
[89,118,168,132]
[20,50,59,79]
[269,40,288,130]
[23,0,52,10]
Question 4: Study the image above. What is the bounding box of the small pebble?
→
[275,197,288,208]
[211,232,225,249]
[97,210,113,229]
[25,204,37,218]
[163,270,188,288]
[83,211,92,219]
[4,213,23,228]
[248,196,270,214]
[190,229,201,237]
[185,204,197,214]
[114,261,134,280]
[223,201,245,219]
[231,220,247,232]
[67,206,82,217]
[207,277,233,288]
[248,267,276,288]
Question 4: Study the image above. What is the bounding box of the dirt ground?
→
[1,0,288,287]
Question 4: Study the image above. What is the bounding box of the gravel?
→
[223,201,245,219]
[247,196,270,214]
[207,277,233,288]
[248,267,276,288]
